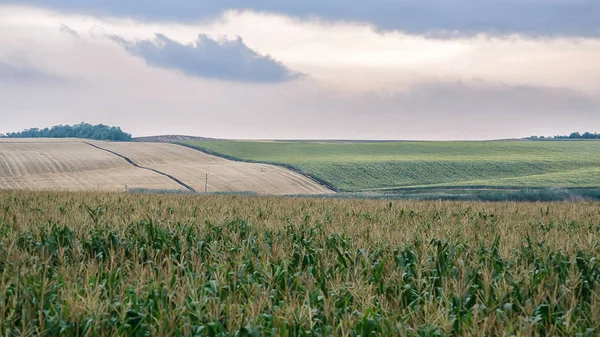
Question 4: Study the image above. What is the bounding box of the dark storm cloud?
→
[4,0,600,37]
[0,62,64,84]
[112,34,303,83]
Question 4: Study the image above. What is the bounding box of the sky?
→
[0,1,599,139]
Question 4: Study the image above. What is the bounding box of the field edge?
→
[176,141,340,192]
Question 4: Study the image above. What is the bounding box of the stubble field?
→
[0,139,331,195]
[1,191,599,336]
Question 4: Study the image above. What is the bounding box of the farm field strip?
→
[181,140,600,191]
[0,139,332,194]
[1,191,600,335]
[84,142,196,192]
[0,139,181,191]
[402,167,600,190]
[94,141,332,195]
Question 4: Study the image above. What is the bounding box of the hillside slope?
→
[92,141,331,194]
[0,139,180,191]
[181,140,600,191]
[0,139,332,194]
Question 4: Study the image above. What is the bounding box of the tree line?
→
[529,132,600,140]
[0,123,132,141]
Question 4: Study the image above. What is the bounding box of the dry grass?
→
[1,190,599,336]
[0,139,331,194]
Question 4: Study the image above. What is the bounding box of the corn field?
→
[1,191,600,336]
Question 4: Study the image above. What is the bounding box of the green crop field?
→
[180,140,600,192]
[1,191,600,336]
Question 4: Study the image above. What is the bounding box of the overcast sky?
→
[0,2,598,139]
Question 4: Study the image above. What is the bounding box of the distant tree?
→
[582,132,598,139]
[528,132,600,140]
[3,123,132,141]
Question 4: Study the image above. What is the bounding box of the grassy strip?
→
[127,187,600,202]
[128,188,259,196]
[313,188,600,202]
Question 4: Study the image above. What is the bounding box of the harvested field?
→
[0,139,181,191]
[0,139,332,194]
[91,141,331,195]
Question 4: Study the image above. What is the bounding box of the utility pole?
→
[205,173,209,193]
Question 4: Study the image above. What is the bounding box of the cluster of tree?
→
[0,123,132,141]
[529,132,600,140]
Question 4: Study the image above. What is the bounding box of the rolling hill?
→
[0,139,332,194]
[180,140,600,192]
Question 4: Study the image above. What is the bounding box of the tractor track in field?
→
[84,142,196,192]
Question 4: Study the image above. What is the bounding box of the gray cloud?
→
[392,81,598,116]
[4,0,600,37]
[112,34,303,83]
[0,61,64,84]
[59,24,78,37]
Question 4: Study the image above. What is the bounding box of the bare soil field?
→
[0,139,332,194]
